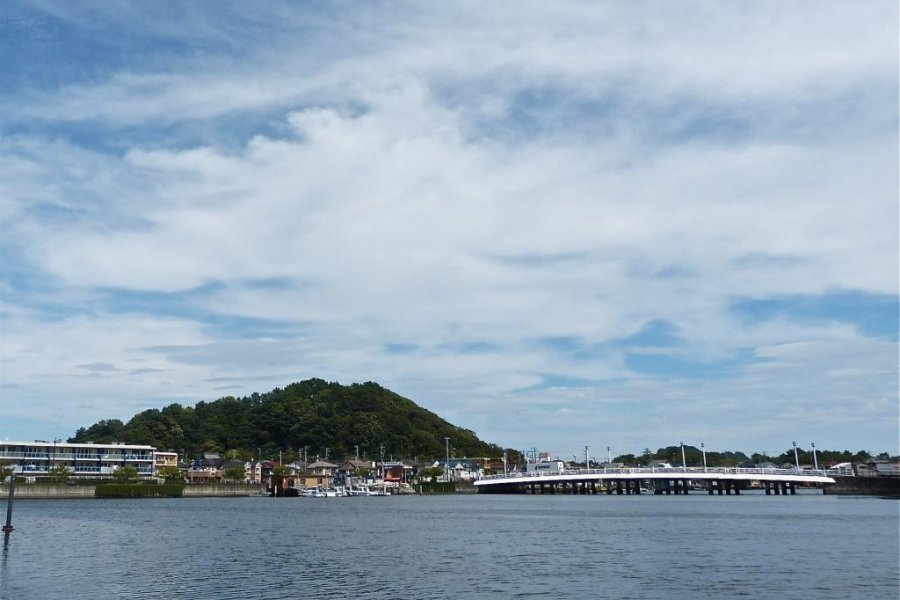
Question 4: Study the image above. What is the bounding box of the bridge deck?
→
[474,467,837,489]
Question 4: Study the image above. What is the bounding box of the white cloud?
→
[1,1,896,454]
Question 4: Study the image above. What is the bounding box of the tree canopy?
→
[70,379,506,462]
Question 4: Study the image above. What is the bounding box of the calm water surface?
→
[0,492,897,599]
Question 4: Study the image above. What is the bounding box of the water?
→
[0,492,897,599]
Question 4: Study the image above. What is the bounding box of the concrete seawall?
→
[824,476,900,497]
[183,484,263,497]
[1,484,264,498]
[0,485,96,498]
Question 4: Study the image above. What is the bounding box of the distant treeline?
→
[70,379,512,462]
[611,445,892,468]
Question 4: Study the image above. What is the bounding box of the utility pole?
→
[701,442,707,472]
[607,446,611,465]
[811,442,818,471]
[680,442,686,470]
[792,441,800,471]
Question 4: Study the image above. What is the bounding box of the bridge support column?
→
[616,481,623,495]
[634,481,641,495]
[605,481,612,495]
[716,481,723,495]
[764,482,770,495]
[590,481,596,494]
[789,482,796,495]
[774,482,781,495]
[708,482,715,495]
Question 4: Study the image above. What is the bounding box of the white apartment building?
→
[0,440,156,478]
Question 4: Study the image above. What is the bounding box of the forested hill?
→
[69,379,505,461]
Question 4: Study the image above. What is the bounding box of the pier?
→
[473,466,836,495]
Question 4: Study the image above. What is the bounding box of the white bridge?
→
[474,466,838,495]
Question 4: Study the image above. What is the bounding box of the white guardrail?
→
[480,466,851,481]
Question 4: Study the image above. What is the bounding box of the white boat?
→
[347,483,390,497]
[303,486,343,497]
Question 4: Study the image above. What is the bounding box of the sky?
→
[0,1,897,459]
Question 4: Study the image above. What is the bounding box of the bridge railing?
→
[478,466,842,481]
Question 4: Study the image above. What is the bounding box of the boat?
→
[302,486,344,497]
[346,483,390,496]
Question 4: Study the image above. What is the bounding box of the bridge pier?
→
[789,482,796,495]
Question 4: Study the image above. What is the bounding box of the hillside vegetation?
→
[70,379,505,461]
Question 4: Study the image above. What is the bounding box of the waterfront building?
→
[154,451,178,476]
[0,440,155,478]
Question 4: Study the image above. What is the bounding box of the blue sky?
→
[1,1,897,458]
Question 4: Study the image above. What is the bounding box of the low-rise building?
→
[154,451,179,476]
[0,440,155,478]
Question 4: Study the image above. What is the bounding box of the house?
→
[246,460,262,484]
[340,459,374,473]
[154,451,178,476]
[200,453,223,468]
[306,460,339,476]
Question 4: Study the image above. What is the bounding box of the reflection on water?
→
[0,493,896,599]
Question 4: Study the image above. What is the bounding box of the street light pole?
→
[585,445,590,470]
[792,441,799,471]
[680,442,686,470]
[701,442,707,473]
[444,437,450,482]
[811,442,818,471]
[607,446,611,466]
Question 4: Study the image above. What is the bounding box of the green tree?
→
[0,461,13,483]
[223,465,247,482]
[113,466,139,483]
[48,464,72,483]
[417,467,443,482]
[271,465,292,476]
[158,466,184,483]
